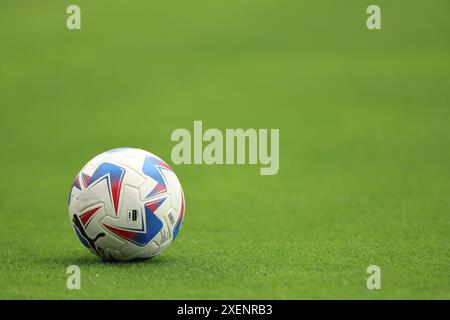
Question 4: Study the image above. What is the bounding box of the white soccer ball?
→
[68,148,185,261]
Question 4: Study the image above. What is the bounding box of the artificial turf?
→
[0,0,449,299]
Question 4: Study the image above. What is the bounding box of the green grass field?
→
[0,0,449,299]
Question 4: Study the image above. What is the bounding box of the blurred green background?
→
[0,0,449,298]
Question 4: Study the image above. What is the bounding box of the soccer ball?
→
[68,148,185,261]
